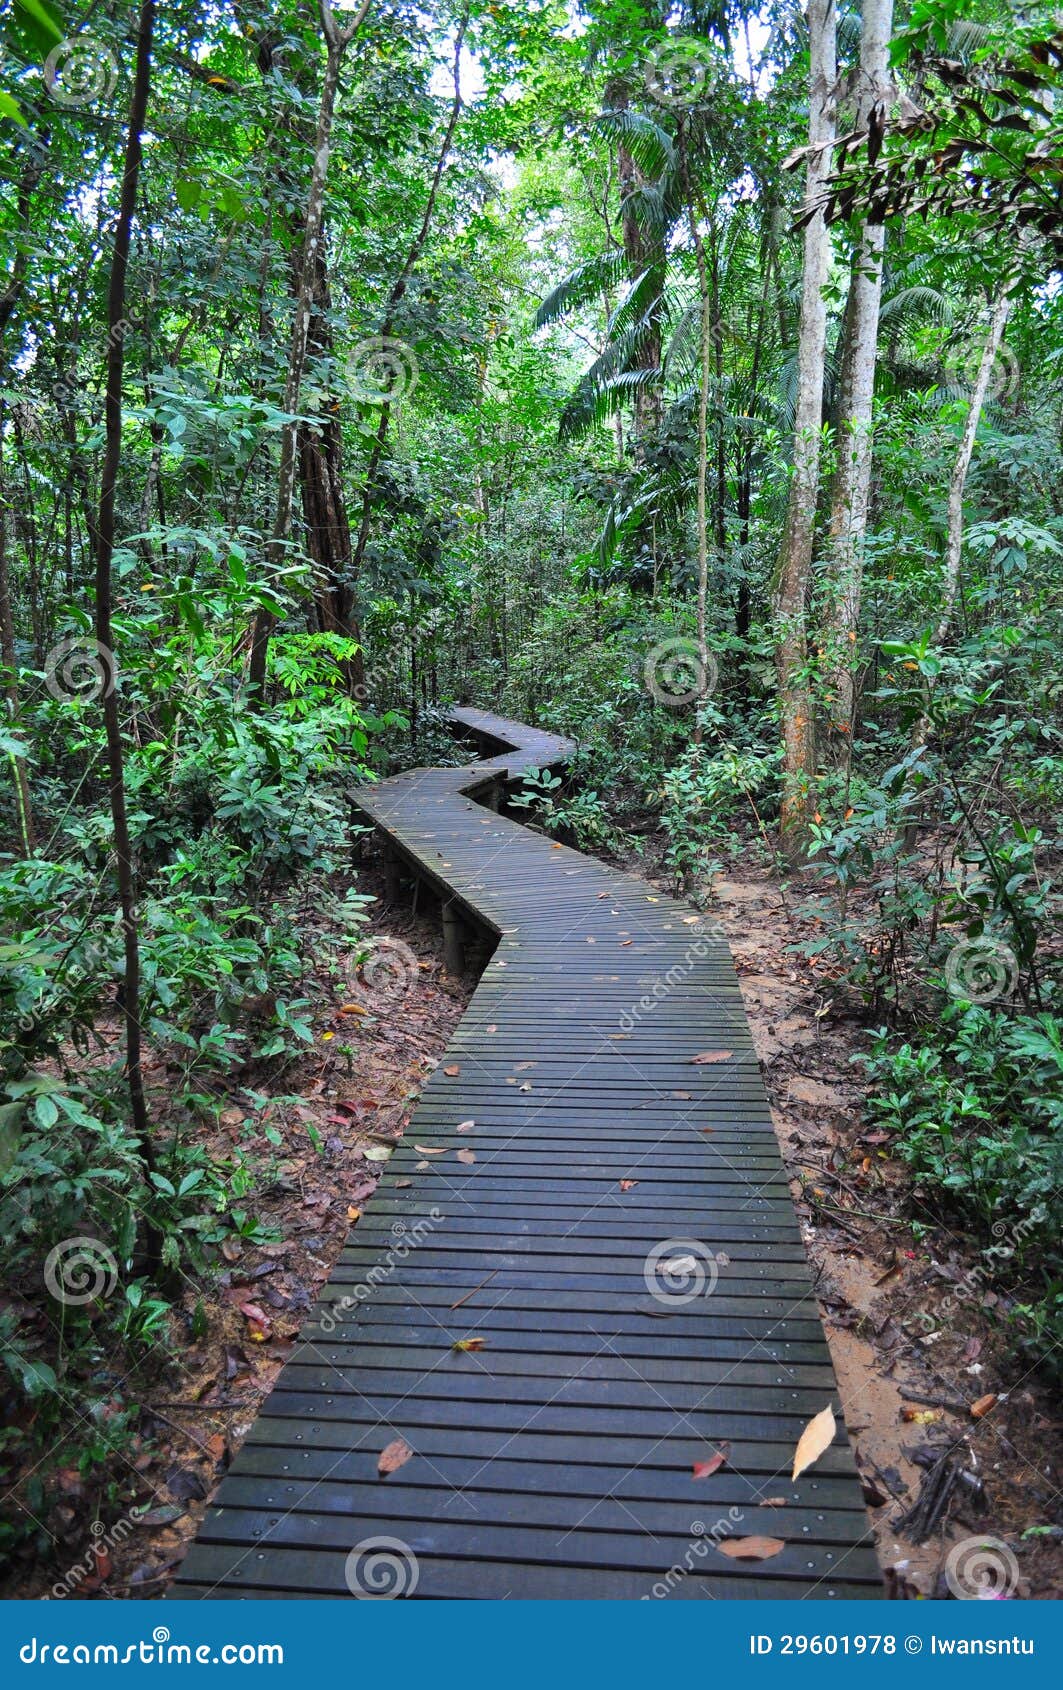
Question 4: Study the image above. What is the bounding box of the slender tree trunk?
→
[773,0,837,857]
[823,0,894,763]
[248,1,370,698]
[91,0,159,1259]
[0,444,36,855]
[909,284,1014,754]
[678,118,713,742]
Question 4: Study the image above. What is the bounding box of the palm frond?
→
[535,250,628,330]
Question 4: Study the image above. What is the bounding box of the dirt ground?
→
[700,859,1063,1601]
[6,844,1061,1600]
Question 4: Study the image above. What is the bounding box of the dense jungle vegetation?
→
[0,0,1061,1580]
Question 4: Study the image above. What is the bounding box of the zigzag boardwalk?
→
[173,710,881,1600]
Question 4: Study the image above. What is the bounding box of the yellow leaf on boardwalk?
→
[791,1404,836,1482]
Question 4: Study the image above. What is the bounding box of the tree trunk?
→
[773,0,837,857]
[822,0,894,763]
[248,1,370,698]
[909,284,1014,754]
[0,444,36,855]
[347,11,468,607]
[91,0,159,1261]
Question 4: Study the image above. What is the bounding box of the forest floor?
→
[7,834,1062,1600]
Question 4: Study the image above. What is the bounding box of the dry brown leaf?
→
[456,1148,476,1164]
[456,1120,475,1133]
[619,1180,638,1192]
[443,1064,460,1077]
[761,1497,787,1508]
[413,1145,447,1155]
[346,1206,361,1223]
[791,1404,835,1481]
[378,1438,413,1477]
[970,1393,998,1419]
[716,1536,785,1560]
[692,1442,730,1479]
[691,1050,733,1065]
[452,1337,487,1353]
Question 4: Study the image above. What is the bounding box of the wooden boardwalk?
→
[173,709,881,1599]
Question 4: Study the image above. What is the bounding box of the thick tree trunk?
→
[823,0,894,762]
[773,0,837,857]
[347,11,468,610]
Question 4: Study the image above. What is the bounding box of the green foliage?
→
[859,1005,1063,1372]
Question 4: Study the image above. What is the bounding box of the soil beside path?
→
[699,859,1063,1601]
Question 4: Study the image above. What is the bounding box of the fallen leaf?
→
[486,1025,497,1033]
[240,1302,272,1342]
[395,1179,412,1189]
[761,1497,787,1508]
[339,1004,366,1015]
[220,1239,242,1264]
[452,1337,487,1352]
[456,1148,476,1164]
[620,938,633,946]
[456,1120,475,1133]
[970,1394,997,1419]
[901,1406,941,1425]
[514,1061,536,1072]
[347,1206,361,1223]
[378,1438,413,1477]
[792,1404,836,1481]
[414,1145,447,1155]
[691,1050,732,1065]
[619,1179,638,1192]
[716,1536,785,1560]
[443,1065,460,1077]
[363,1145,392,1162]
[658,1254,698,1276]
[672,1090,692,1100]
[692,1442,730,1479]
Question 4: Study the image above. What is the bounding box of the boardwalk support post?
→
[381,837,401,904]
[442,899,466,975]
